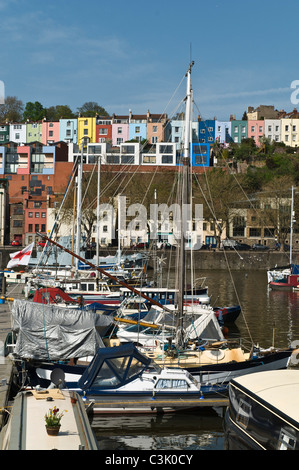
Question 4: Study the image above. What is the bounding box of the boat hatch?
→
[78,343,152,390]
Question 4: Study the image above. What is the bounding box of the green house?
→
[231,120,248,144]
[26,122,43,143]
[0,124,10,144]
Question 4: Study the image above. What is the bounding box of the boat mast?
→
[290,185,295,265]
[75,144,83,273]
[176,61,194,348]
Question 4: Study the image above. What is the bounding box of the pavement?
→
[0,282,24,418]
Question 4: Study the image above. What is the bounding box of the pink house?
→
[247,120,265,147]
[42,120,60,145]
[111,115,129,146]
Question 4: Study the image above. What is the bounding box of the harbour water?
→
[94,268,299,451]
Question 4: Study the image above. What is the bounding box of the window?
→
[117,127,122,134]
[13,220,22,227]
[34,202,41,208]
[135,126,140,134]
[249,228,261,237]
[41,212,46,218]
[99,128,107,135]
[285,125,289,132]
[28,224,33,232]
[35,224,39,232]
[29,212,33,218]
[278,429,297,450]
[155,379,188,389]
[236,399,251,429]
[35,212,39,218]
[153,126,158,133]
[84,129,88,135]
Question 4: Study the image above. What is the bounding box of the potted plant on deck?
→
[44,406,66,436]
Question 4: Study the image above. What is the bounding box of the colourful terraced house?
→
[59,119,78,144]
[26,122,43,143]
[77,116,96,148]
[42,120,60,145]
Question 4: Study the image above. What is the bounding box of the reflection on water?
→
[93,410,224,451]
[93,269,299,450]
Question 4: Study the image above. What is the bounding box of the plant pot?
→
[45,425,61,436]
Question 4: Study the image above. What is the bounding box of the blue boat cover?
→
[78,343,151,391]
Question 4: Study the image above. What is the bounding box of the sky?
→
[0,0,299,121]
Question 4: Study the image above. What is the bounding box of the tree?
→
[77,101,109,117]
[23,101,45,121]
[0,96,24,122]
[45,105,75,121]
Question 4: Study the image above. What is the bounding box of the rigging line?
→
[36,159,78,270]
[192,172,254,342]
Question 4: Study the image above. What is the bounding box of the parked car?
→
[234,242,251,251]
[199,244,211,250]
[11,240,21,246]
[223,240,251,250]
[252,243,269,251]
[38,241,46,247]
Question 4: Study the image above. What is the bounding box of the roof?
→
[232,370,299,423]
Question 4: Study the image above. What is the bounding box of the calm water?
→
[94,269,299,451]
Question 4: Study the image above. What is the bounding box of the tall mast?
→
[290,185,295,265]
[176,61,194,348]
[75,144,83,272]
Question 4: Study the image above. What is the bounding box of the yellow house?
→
[77,117,96,148]
[280,118,299,147]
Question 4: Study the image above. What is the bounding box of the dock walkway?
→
[0,283,23,424]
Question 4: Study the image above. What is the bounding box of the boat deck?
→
[1,389,98,450]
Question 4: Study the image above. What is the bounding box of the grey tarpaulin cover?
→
[11,299,114,360]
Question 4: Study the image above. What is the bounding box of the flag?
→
[7,242,34,269]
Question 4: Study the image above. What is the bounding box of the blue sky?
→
[0,0,298,120]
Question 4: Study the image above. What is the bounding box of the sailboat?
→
[268,186,299,290]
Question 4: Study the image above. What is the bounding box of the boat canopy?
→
[11,299,113,360]
[78,343,152,391]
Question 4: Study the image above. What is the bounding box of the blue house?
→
[59,119,78,144]
[191,143,212,167]
[198,120,215,144]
